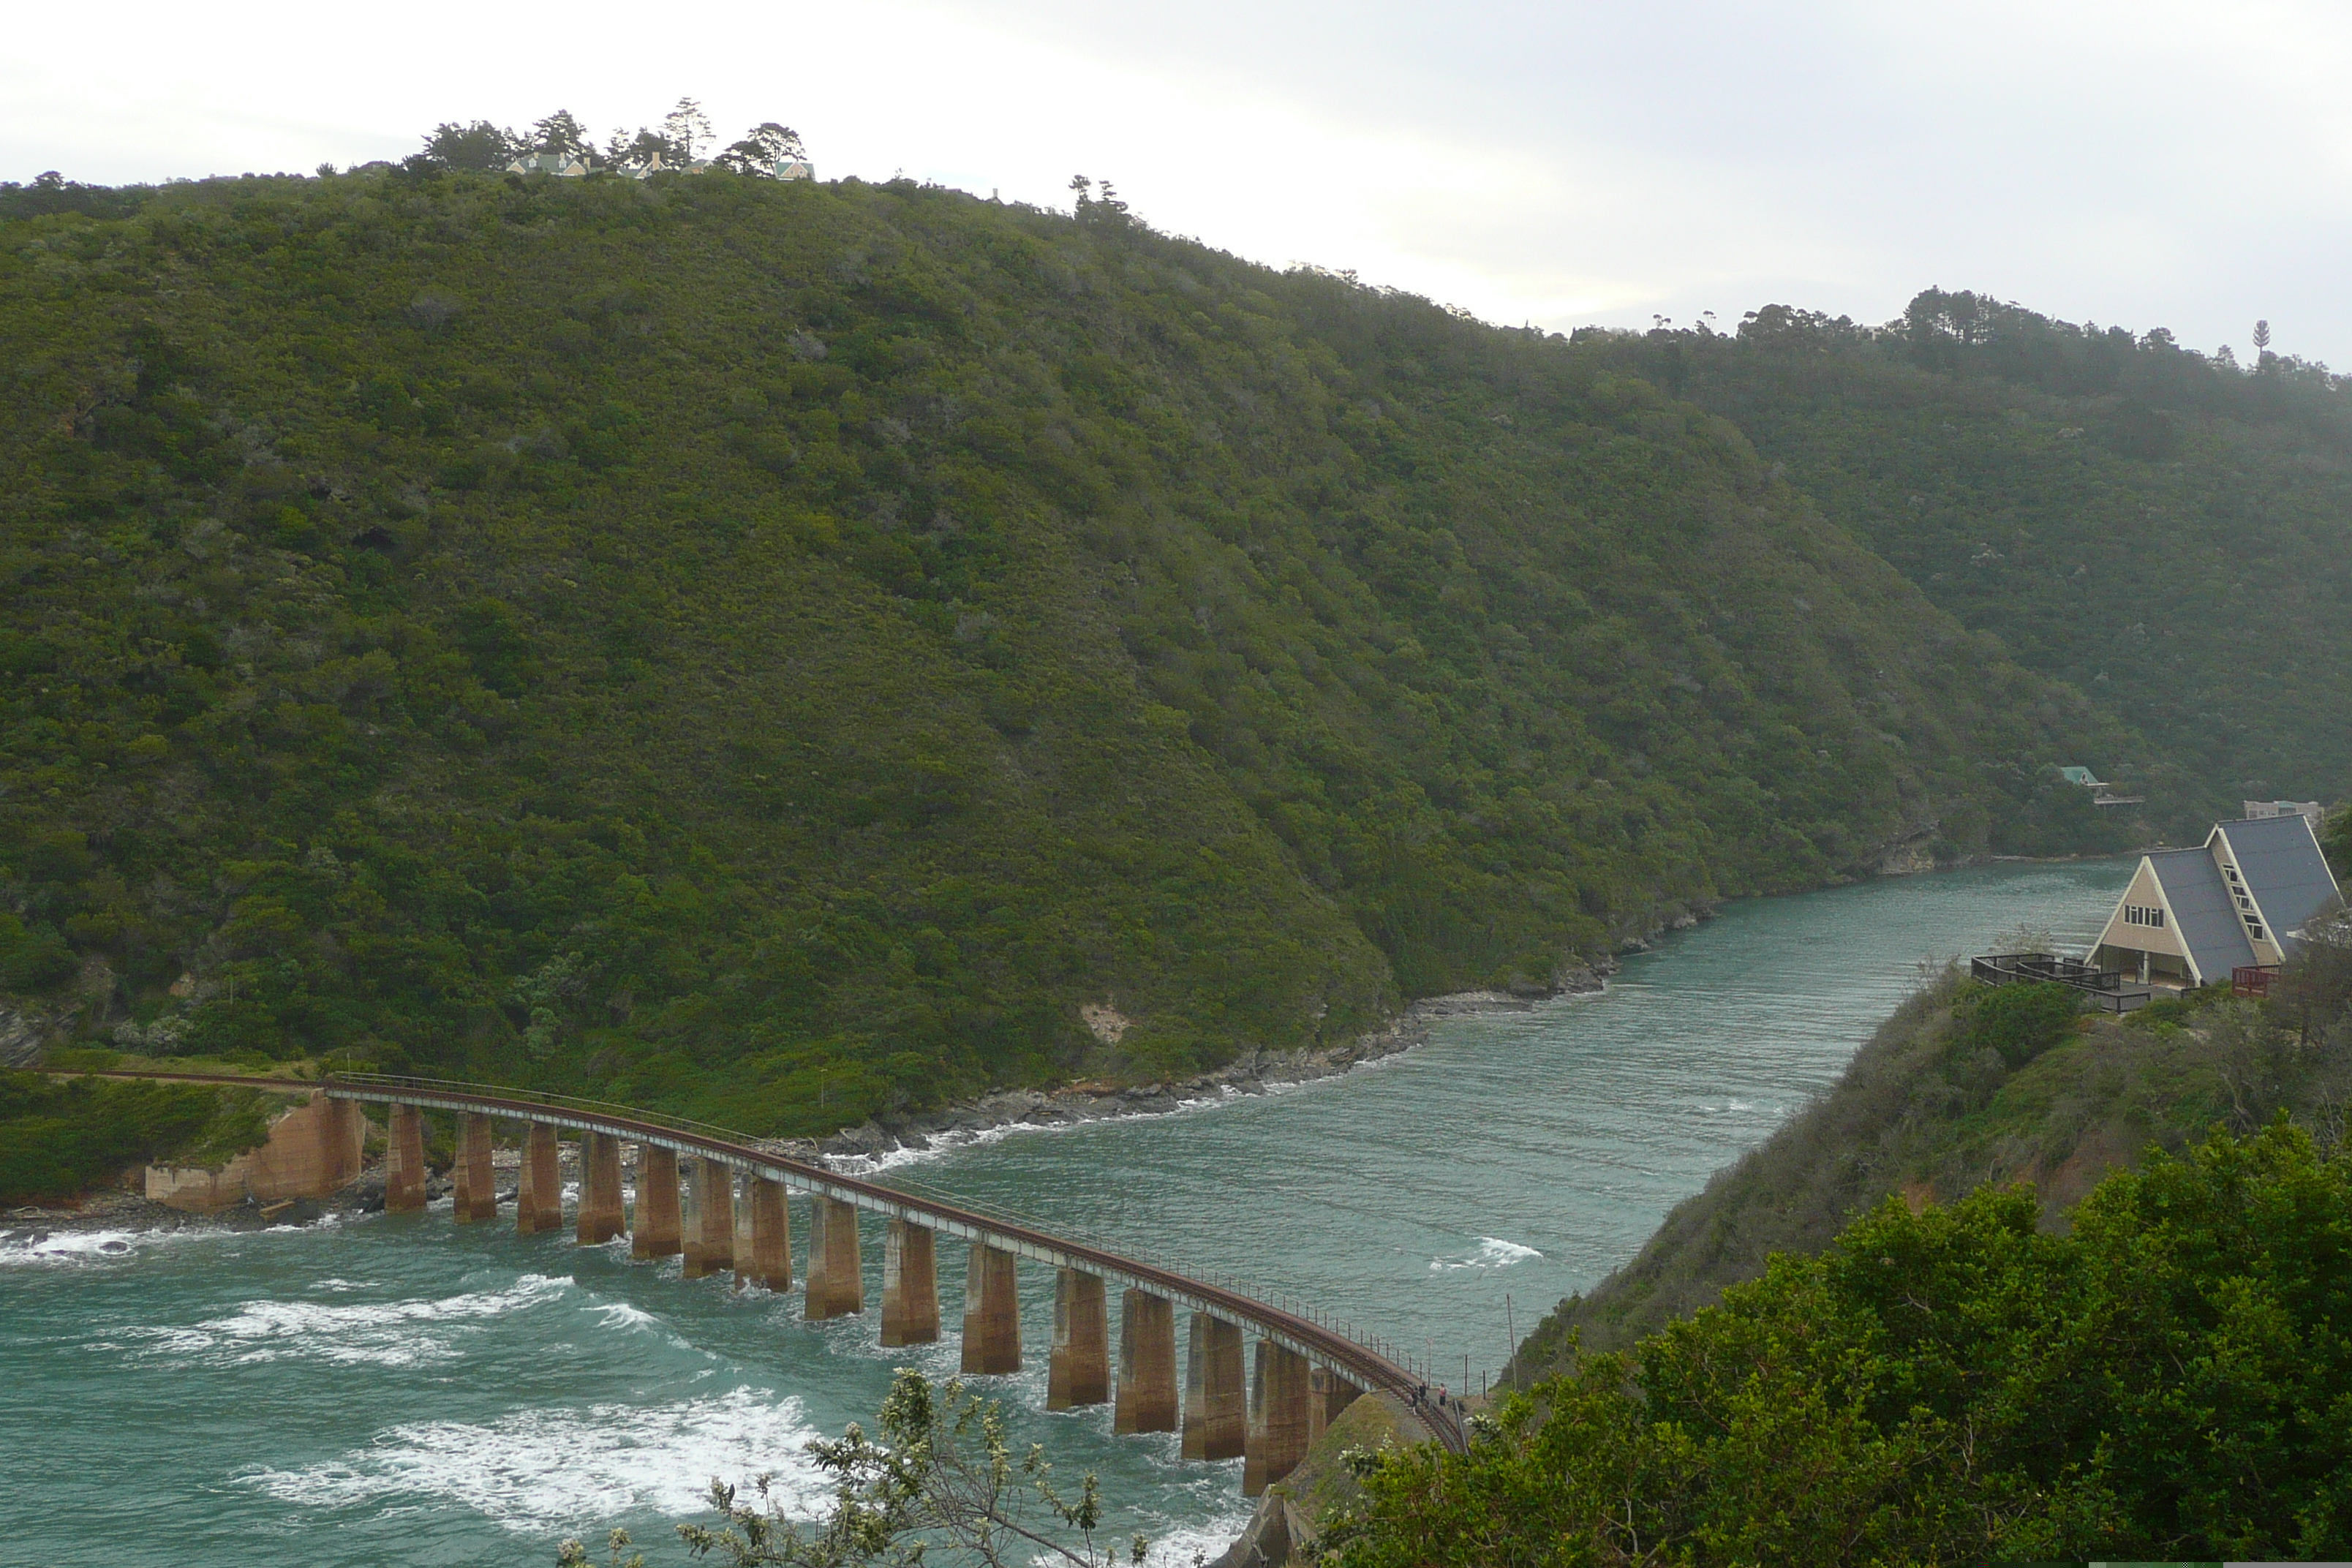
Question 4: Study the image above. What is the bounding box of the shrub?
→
[1953,980,2083,1068]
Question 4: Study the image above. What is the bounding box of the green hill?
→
[1,169,2121,1131]
[1580,295,2352,835]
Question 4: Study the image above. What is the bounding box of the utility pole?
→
[1505,1293,1517,1392]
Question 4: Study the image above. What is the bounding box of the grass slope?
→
[1,170,2111,1131]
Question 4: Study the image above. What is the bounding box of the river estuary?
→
[0,858,2131,1565]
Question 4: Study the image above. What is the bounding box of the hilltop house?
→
[2091,814,2342,986]
[2244,799,2323,821]
[506,150,589,177]
[2057,764,2144,809]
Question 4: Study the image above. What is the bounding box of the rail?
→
[1970,952,2152,1014]
[322,1072,1468,1452]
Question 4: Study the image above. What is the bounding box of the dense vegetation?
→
[0,166,2127,1131]
[0,1069,279,1203]
[1583,296,2352,837]
[1333,1118,2352,1564]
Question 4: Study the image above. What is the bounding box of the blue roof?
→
[2146,847,2256,981]
[2216,815,2342,950]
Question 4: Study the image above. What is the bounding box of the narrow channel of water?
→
[0,859,2130,1566]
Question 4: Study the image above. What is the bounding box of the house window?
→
[2151,907,2165,927]
[2250,923,2266,940]
[2122,905,2166,929]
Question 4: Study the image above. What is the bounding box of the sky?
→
[7,0,2349,366]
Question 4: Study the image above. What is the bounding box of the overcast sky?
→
[7,0,2348,366]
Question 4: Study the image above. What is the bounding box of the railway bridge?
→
[325,1073,1464,1493]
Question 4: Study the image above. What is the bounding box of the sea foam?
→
[1429,1236,1542,1272]
[132,1272,574,1368]
[241,1386,826,1534]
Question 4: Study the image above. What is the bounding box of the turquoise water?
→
[0,859,2129,1565]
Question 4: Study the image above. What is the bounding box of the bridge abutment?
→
[682,1158,736,1278]
[1183,1313,1246,1460]
[962,1243,1022,1375]
[385,1104,426,1213]
[1243,1341,1311,1496]
[804,1196,864,1319]
[1115,1289,1178,1433]
[517,1123,562,1234]
[453,1112,498,1222]
[880,1219,939,1345]
[630,1144,682,1260]
[739,1176,791,1292]
[1047,1268,1108,1409]
[576,1131,625,1244]
[1306,1365,1360,1445]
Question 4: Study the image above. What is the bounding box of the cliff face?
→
[1522,973,2352,1368]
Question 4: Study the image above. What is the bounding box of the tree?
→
[2254,319,2273,353]
[531,110,594,162]
[715,123,807,176]
[606,127,674,173]
[420,121,521,171]
[663,97,715,166]
[567,1368,1144,1567]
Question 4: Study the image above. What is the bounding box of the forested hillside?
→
[1585,295,2352,836]
[1,168,2119,1129]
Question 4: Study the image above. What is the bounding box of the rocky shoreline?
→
[804,967,1620,1166]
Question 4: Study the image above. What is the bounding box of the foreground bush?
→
[1330,1119,2352,1565]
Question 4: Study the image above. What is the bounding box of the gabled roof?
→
[2216,813,2342,947]
[2146,847,2255,981]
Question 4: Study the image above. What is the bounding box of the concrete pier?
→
[453,1111,498,1222]
[682,1158,736,1279]
[1182,1313,1246,1460]
[1243,1341,1312,1496]
[517,1123,563,1234]
[880,1219,940,1345]
[576,1131,625,1245]
[803,1196,864,1319]
[1115,1289,1179,1434]
[630,1144,682,1260]
[1047,1269,1109,1409]
[1306,1366,1361,1445]
[962,1243,1022,1375]
[737,1176,791,1292]
[385,1104,426,1213]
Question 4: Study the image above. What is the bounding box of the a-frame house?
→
[2092,813,2341,987]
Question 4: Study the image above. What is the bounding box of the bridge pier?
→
[1243,1341,1311,1496]
[682,1158,736,1279]
[1183,1313,1246,1460]
[385,1104,426,1213]
[738,1177,791,1292]
[576,1131,625,1244]
[1115,1289,1178,1433]
[453,1112,498,1222]
[1305,1365,1360,1445]
[881,1219,939,1345]
[962,1243,1022,1374]
[630,1144,682,1260]
[1047,1269,1109,1409]
[517,1123,563,1234]
[804,1196,864,1319]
